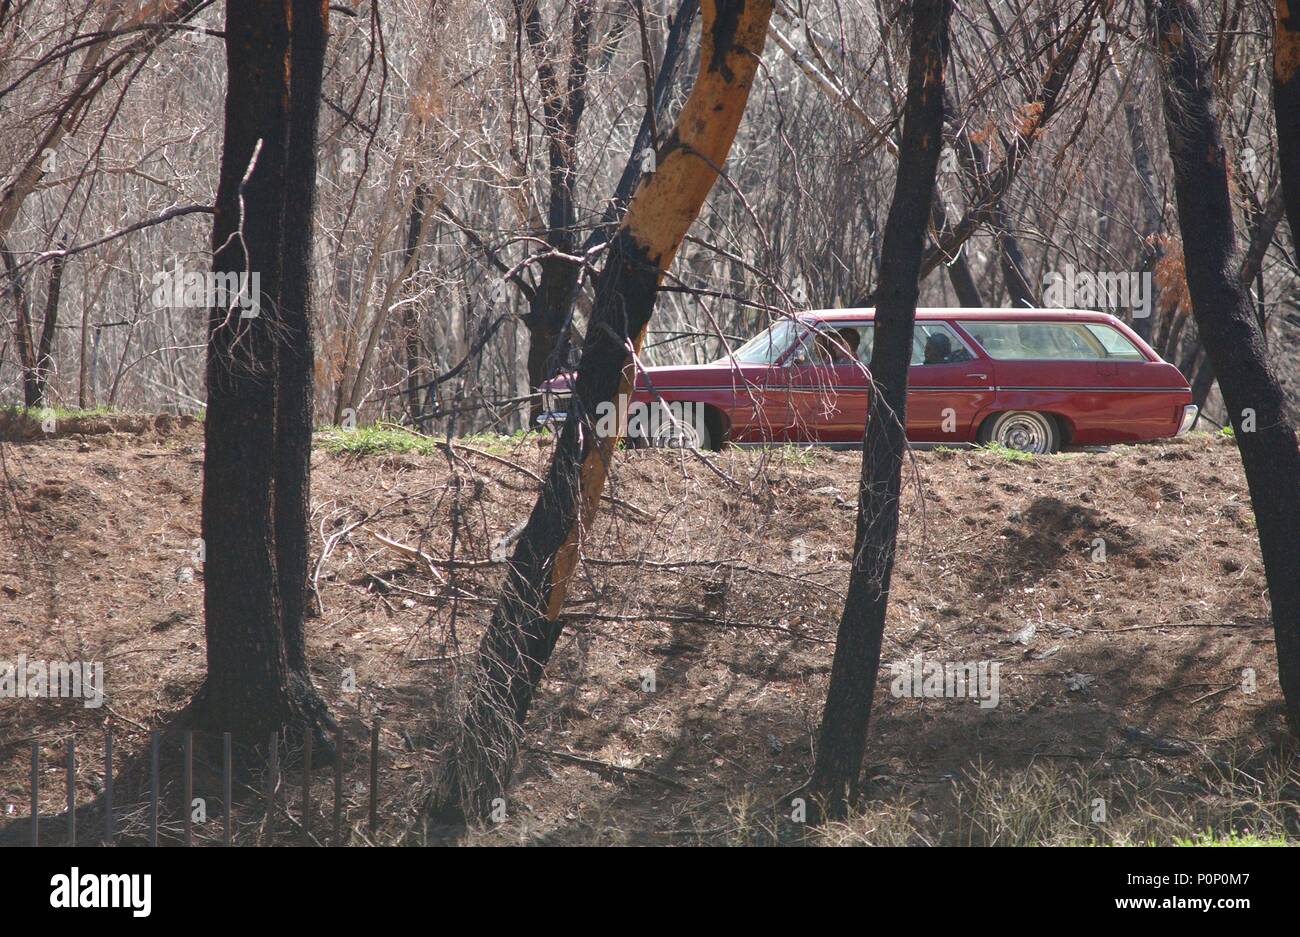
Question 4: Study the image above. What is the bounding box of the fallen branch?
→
[529,747,691,791]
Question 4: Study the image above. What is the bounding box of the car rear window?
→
[1082,323,1145,360]
[957,320,1144,361]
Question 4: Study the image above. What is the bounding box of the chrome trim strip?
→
[562,383,1183,395]
[994,386,1184,393]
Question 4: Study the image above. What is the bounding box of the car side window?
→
[957,321,1114,360]
[1083,323,1146,360]
[801,323,873,365]
[912,323,972,366]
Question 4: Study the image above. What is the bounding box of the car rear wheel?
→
[982,410,1059,454]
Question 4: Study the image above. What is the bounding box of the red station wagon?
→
[539,308,1199,454]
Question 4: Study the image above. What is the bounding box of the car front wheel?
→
[982,410,1059,454]
[653,413,712,450]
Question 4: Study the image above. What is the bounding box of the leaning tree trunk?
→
[195,0,335,746]
[1276,1,1300,243]
[437,0,774,823]
[1150,0,1300,735]
[807,0,951,823]
[545,0,700,392]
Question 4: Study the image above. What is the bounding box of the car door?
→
[785,322,872,442]
[906,322,997,442]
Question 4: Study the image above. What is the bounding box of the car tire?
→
[652,411,711,450]
[982,410,1059,454]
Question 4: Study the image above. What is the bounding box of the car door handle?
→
[966,373,988,380]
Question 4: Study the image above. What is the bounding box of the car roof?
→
[800,307,1123,324]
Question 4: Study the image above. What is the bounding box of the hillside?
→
[2,420,1296,845]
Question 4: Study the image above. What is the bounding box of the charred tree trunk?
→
[1150,0,1300,734]
[1,240,40,406]
[807,0,951,822]
[436,0,773,824]
[1276,1,1300,244]
[517,0,593,423]
[542,0,701,396]
[403,185,431,428]
[1111,50,1164,341]
[945,252,984,306]
[31,243,65,404]
[930,198,982,306]
[1,237,63,407]
[277,0,330,676]
[195,0,334,747]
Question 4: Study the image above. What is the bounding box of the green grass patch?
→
[316,423,536,457]
[1,403,115,422]
[317,424,439,456]
[456,429,533,454]
[978,442,1036,462]
[770,444,819,467]
[1172,830,1291,847]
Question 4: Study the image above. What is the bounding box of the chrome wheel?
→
[987,411,1058,454]
[653,412,710,449]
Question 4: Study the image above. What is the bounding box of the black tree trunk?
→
[437,0,774,823]
[807,0,952,822]
[277,0,330,675]
[1276,1,1300,244]
[1150,0,1300,734]
[195,0,334,747]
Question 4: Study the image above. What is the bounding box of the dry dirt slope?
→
[0,419,1296,844]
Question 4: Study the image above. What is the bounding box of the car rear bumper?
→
[1175,403,1199,436]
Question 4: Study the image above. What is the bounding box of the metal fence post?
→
[30,741,38,847]
[333,724,344,847]
[301,732,313,846]
[149,730,159,847]
[182,730,193,846]
[263,731,278,845]
[104,726,113,845]
[65,737,75,846]
[223,732,232,847]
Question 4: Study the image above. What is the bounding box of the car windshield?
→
[726,319,806,364]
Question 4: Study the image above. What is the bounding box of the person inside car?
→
[834,327,861,364]
[922,330,971,364]
[813,327,861,364]
[923,331,953,364]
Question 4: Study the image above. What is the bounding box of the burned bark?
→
[277,0,331,675]
[2,239,40,406]
[436,0,774,823]
[1150,0,1300,735]
[1276,0,1300,244]
[195,0,334,747]
[32,243,65,404]
[516,0,594,421]
[807,0,951,822]
[1,236,63,407]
